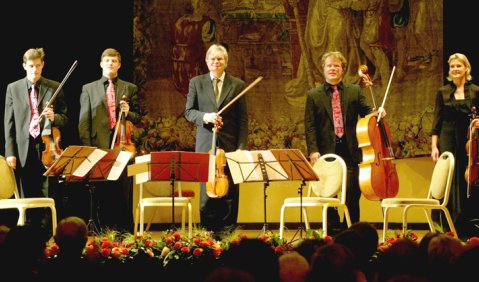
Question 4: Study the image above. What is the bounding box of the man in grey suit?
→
[305,51,378,231]
[78,48,141,232]
[185,44,248,234]
[4,47,68,228]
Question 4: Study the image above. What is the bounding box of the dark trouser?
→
[328,138,361,230]
[200,168,239,233]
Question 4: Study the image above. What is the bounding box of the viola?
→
[206,127,229,198]
[356,65,399,200]
[111,95,136,159]
[465,106,479,196]
[41,126,63,168]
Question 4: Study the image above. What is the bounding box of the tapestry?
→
[132,0,443,159]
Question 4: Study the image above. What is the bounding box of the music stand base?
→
[86,183,100,235]
[289,181,307,243]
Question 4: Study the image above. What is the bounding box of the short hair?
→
[23,48,45,63]
[205,44,229,65]
[447,53,472,81]
[101,48,122,63]
[321,51,347,70]
[54,216,88,255]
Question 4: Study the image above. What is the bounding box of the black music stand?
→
[130,151,210,230]
[45,146,132,235]
[225,149,318,236]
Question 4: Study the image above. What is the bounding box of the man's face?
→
[323,57,343,84]
[100,55,121,78]
[206,52,227,74]
[23,58,44,83]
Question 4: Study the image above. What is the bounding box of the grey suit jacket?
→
[304,82,372,164]
[78,77,141,149]
[4,77,68,167]
[185,72,248,153]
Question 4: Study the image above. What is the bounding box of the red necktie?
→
[106,79,116,129]
[331,85,344,138]
[29,84,40,138]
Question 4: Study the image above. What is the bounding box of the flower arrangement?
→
[44,229,294,266]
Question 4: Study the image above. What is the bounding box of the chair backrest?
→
[429,151,455,206]
[0,155,18,200]
[309,154,347,201]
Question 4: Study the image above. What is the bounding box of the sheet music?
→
[225,150,288,184]
[72,149,108,177]
[107,151,133,181]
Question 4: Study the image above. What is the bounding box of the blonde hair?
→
[447,53,472,81]
[23,48,45,63]
[101,48,122,63]
[205,44,229,64]
[321,51,347,70]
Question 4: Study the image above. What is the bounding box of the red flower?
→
[174,241,183,250]
[181,246,190,254]
[193,248,204,257]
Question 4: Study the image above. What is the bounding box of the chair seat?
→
[0,198,55,208]
[140,197,191,205]
[382,198,440,206]
[283,197,340,206]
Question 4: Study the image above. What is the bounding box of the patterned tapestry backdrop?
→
[132,0,443,159]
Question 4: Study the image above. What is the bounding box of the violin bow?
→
[377,66,396,123]
[38,60,78,122]
[217,76,263,115]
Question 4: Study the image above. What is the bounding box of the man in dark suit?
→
[185,44,248,234]
[304,51,377,229]
[78,48,141,232]
[4,47,68,228]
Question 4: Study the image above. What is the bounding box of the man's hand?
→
[203,113,223,129]
[309,152,320,165]
[6,156,16,169]
[41,106,55,121]
[120,100,130,116]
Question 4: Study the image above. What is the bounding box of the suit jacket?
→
[304,82,372,164]
[78,77,141,149]
[185,72,248,153]
[4,77,68,167]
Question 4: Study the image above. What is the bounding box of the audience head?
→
[222,238,279,282]
[308,242,356,282]
[278,251,309,282]
[54,216,88,258]
[294,238,328,263]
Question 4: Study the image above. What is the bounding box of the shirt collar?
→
[210,72,225,81]
[102,76,118,85]
[325,81,344,93]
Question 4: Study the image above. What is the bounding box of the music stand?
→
[225,149,318,236]
[45,146,132,234]
[128,151,211,231]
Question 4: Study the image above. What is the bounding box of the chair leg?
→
[17,208,26,226]
[442,208,458,238]
[181,205,186,231]
[187,203,192,238]
[146,207,159,232]
[139,204,145,235]
[303,207,310,230]
[382,207,390,243]
[279,205,286,239]
[343,206,352,228]
[50,206,57,236]
[134,204,140,236]
[322,205,329,237]
[423,208,435,232]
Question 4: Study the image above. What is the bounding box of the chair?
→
[133,156,194,238]
[381,151,457,242]
[279,153,351,239]
[0,155,57,235]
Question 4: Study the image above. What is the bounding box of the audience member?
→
[278,251,309,282]
[307,242,357,282]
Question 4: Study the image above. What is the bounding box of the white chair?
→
[279,153,351,239]
[381,151,457,242]
[0,155,57,235]
[132,155,193,238]
[134,182,193,238]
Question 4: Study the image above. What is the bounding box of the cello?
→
[110,95,136,159]
[465,106,479,197]
[356,65,399,200]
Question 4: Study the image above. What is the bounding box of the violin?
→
[111,95,136,159]
[465,106,479,196]
[41,126,63,168]
[206,127,229,198]
[356,65,399,200]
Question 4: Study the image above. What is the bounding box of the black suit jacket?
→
[185,72,248,153]
[4,77,68,167]
[304,82,372,164]
[78,77,141,149]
